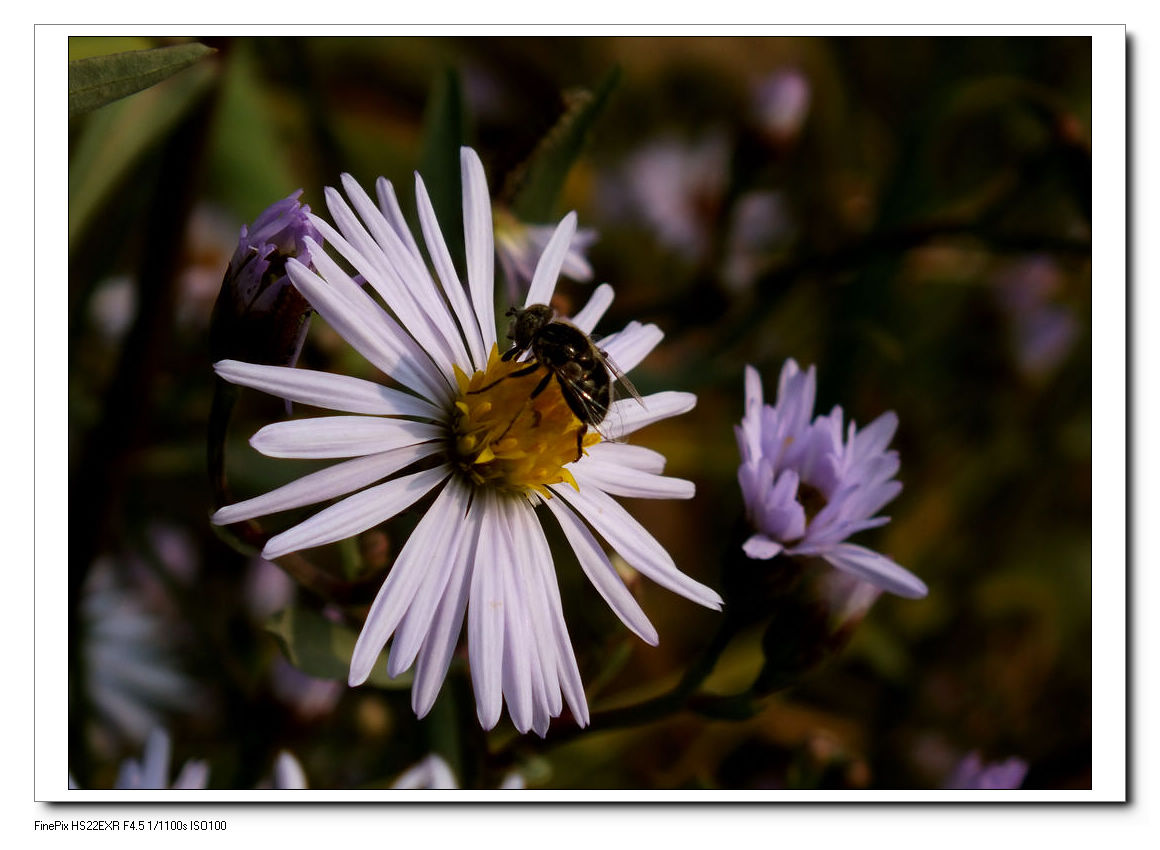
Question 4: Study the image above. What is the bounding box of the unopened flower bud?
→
[209,191,321,367]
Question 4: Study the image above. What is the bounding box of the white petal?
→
[376,176,424,265]
[338,175,471,371]
[140,728,171,788]
[498,521,534,733]
[817,543,928,599]
[585,441,667,473]
[461,148,497,350]
[467,491,505,728]
[415,173,488,369]
[286,257,447,402]
[327,182,463,377]
[553,482,723,611]
[214,360,441,418]
[599,322,664,374]
[522,514,588,726]
[603,391,697,440]
[571,461,694,500]
[542,497,658,645]
[506,498,562,715]
[263,466,449,560]
[569,283,614,333]
[343,474,462,684]
[524,211,576,308]
[387,478,474,677]
[250,416,442,459]
[213,443,442,525]
[412,501,479,718]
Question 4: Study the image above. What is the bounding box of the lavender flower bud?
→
[209,191,321,367]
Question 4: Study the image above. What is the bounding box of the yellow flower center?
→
[449,346,600,497]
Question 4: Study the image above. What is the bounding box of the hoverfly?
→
[496,303,646,460]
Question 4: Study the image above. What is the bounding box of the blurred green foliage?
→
[68,35,1092,791]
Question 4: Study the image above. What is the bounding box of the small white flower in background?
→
[390,754,525,790]
[114,728,208,790]
[271,750,309,790]
[494,207,597,302]
[735,360,927,599]
[212,147,721,736]
[945,752,1028,790]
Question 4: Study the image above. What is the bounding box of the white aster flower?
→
[735,360,928,599]
[114,728,209,790]
[211,147,722,736]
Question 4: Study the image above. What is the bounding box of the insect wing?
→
[596,347,647,409]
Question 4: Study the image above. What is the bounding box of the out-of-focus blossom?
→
[82,559,203,743]
[390,754,525,790]
[992,256,1078,380]
[269,655,344,721]
[945,751,1028,790]
[114,728,209,790]
[722,190,795,292]
[735,361,927,598]
[243,556,296,622]
[88,275,137,341]
[209,191,321,369]
[271,750,309,790]
[607,133,730,262]
[391,754,458,790]
[752,69,812,144]
[211,147,719,736]
[494,206,597,302]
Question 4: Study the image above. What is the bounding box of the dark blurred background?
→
[67,35,1091,790]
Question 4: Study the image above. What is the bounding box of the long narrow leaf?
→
[510,67,620,221]
[68,43,216,117]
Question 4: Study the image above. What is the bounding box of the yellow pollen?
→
[449,345,600,497]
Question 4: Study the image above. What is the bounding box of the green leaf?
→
[68,59,217,253]
[68,43,216,118]
[265,605,412,690]
[418,68,466,269]
[204,40,300,218]
[510,67,620,222]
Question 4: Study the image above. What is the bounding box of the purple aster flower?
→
[945,751,1029,790]
[735,360,927,599]
[209,191,322,368]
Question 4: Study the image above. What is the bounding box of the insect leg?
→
[467,362,540,395]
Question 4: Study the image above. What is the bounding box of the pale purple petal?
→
[343,475,464,684]
[742,534,783,560]
[214,360,441,419]
[813,542,928,599]
[415,173,488,369]
[572,459,694,500]
[543,497,658,645]
[467,491,505,728]
[603,391,697,440]
[553,481,722,610]
[250,416,441,459]
[598,321,664,374]
[461,148,498,350]
[569,283,615,334]
[263,466,450,561]
[213,443,442,526]
[523,211,576,308]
